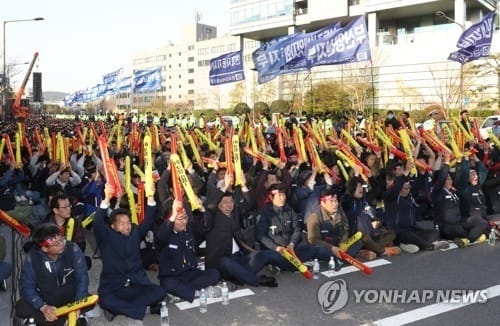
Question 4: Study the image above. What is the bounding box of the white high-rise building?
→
[126,0,498,113]
[126,22,262,112]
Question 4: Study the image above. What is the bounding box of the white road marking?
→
[322,259,391,277]
[360,285,500,326]
[175,288,255,310]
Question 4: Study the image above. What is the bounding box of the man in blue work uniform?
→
[15,223,90,325]
[156,199,220,302]
[95,183,166,321]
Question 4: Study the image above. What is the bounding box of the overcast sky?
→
[2,0,230,93]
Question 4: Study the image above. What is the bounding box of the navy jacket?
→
[256,203,302,251]
[156,215,208,278]
[430,164,462,225]
[19,241,88,310]
[383,175,417,233]
[94,203,157,295]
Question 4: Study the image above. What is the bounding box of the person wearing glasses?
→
[15,223,90,326]
[45,194,87,256]
[95,183,166,321]
[156,199,220,302]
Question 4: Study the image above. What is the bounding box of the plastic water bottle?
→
[489,228,496,246]
[199,288,208,313]
[313,258,320,279]
[328,256,335,271]
[27,318,36,326]
[160,301,169,326]
[221,281,229,305]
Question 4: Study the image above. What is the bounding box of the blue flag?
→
[133,67,162,93]
[103,67,123,84]
[305,15,371,67]
[252,33,299,84]
[448,12,495,65]
[252,21,356,84]
[113,76,131,93]
[209,51,245,85]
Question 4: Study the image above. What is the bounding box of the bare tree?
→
[342,61,375,114]
[209,86,222,110]
[395,80,423,111]
[427,62,475,115]
[195,90,209,109]
[229,81,245,108]
[469,53,500,110]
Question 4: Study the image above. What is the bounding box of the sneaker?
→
[0,279,6,291]
[102,308,115,322]
[357,249,377,261]
[167,294,181,303]
[268,265,281,276]
[226,281,239,292]
[259,275,278,287]
[384,246,402,256]
[76,315,88,326]
[400,243,420,254]
[85,305,101,318]
[148,302,161,315]
[334,257,343,271]
[432,241,450,250]
[454,238,470,248]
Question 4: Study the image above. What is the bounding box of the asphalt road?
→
[1,221,499,326]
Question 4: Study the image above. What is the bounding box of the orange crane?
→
[11,52,39,121]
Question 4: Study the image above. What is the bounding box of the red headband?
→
[320,194,337,202]
[39,234,63,247]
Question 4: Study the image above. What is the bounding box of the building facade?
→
[229,0,499,111]
[123,0,499,113]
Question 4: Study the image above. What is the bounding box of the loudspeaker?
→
[32,72,42,102]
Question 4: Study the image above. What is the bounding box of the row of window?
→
[133,52,184,65]
[231,0,293,25]
[135,92,196,102]
[120,90,196,104]
[198,43,237,55]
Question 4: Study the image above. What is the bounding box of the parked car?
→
[479,115,500,140]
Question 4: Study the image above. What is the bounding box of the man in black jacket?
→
[256,183,331,270]
[383,162,441,251]
[430,153,489,246]
[205,171,279,287]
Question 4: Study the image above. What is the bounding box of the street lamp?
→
[435,11,465,111]
[2,17,44,120]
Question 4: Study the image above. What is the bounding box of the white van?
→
[479,115,500,139]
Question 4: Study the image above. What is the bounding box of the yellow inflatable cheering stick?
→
[143,135,154,198]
